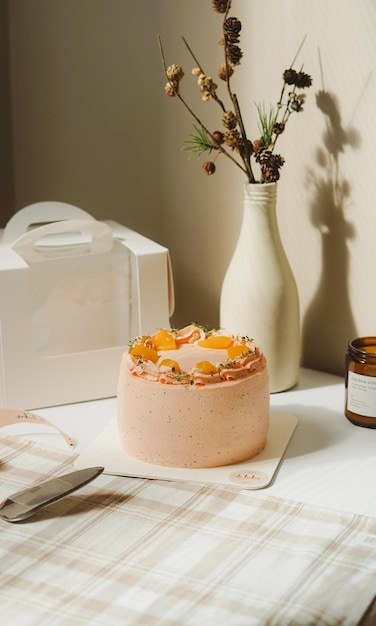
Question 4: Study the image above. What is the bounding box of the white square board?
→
[75,412,297,489]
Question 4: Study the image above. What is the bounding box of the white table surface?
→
[4,367,375,518]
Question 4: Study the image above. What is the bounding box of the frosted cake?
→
[117,324,269,468]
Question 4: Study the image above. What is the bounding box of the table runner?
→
[1,433,375,626]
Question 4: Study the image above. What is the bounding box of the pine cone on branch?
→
[224,17,242,44]
[283,68,312,88]
[222,111,238,130]
[224,129,242,150]
[211,0,229,13]
[158,8,312,184]
[226,43,243,66]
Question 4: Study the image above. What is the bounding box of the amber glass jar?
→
[345,337,376,428]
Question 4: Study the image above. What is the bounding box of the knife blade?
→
[0,466,104,522]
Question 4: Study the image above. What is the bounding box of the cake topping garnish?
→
[126,324,263,385]
[130,344,159,363]
[153,329,177,351]
[159,359,181,373]
[227,344,251,359]
[196,361,217,374]
[197,335,233,349]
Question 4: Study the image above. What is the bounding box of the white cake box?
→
[0,202,174,409]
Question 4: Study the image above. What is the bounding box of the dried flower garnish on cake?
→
[126,324,263,386]
[158,0,312,183]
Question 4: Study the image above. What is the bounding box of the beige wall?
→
[3,0,376,376]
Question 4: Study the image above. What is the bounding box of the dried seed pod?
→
[217,63,234,81]
[272,122,286,136]
[212,131,224,146]
[166,64,184,82]
[202,161,216,175]
[252,139,264,153]
[164,82,178,97]
[211,0,229,13]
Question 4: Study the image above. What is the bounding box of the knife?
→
[0,466,104,522]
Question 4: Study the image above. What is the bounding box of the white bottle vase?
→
[220,182,300,392]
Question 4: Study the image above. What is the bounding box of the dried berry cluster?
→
[159,0,312,184]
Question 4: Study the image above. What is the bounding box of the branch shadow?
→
[302,88,361,375]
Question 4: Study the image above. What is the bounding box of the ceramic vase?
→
[219,182,300,392]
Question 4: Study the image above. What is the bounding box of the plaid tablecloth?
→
[1,433,375,626]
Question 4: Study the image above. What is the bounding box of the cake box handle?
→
[11,219,114,264]
[2,201,95,244]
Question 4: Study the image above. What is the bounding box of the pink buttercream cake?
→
[117,324,270,468]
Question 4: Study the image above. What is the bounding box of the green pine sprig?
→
[182,125,216,158]
[255,103,276,148]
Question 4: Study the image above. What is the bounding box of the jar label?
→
[347,371,376,418]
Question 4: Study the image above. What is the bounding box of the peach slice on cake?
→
[198,335,233,349]
[227,344,250,360]
[153,329,177,351]
[130,345,159,362]
[196,361,218,374]
[159,359,181,373]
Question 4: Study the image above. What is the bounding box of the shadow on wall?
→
[302,88,361,376]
